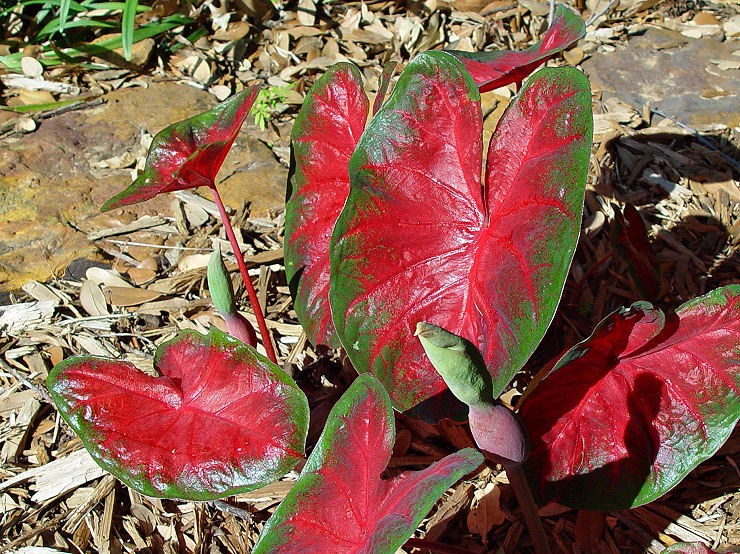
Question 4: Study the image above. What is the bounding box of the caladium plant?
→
[101,85,277,364]
[47,327,308,500]
[44,1,739,548]
[253,374,483,553]
[285,10,593,416]
[417,286,738,550]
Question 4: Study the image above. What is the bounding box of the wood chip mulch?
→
[1,0,739,552]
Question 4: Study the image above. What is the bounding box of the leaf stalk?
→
[504,461,552,554]
[209,184,277,364]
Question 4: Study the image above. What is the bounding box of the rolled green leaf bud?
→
[469,402,530,465]
[208,244,258,346]
[415,321,494,408]
[208,243,237,315]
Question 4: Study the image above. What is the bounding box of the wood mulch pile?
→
[1,0,739,552]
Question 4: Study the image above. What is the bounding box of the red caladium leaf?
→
[448,4,586,92]
[521,285,740,510]
[330,51,592,412]
[101,87,258,211]
[661,543,717,554]
[47,327,308,500]
[284,63,369,348]
[611,203,661,301]
[252,374,483,553]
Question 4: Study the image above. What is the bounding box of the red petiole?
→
[209,183,277,364]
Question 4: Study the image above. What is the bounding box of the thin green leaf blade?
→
[121,0,137,61]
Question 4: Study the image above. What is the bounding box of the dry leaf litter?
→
[1,0,739,552]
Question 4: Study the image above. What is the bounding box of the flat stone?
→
[582,27,740,128]
[0,81,287,291]
[218,132,289,218]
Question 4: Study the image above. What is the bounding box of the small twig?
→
[38,97,105,120]
[0,357,54,405]
[103,239,212,251]
[650,107,740,172]
[548,0,555,26]
[0,512,68,553]
[585,0,618,27]
[87,215,171,240]
[209,499,253,521]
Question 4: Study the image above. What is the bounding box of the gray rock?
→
[582,27,740,128]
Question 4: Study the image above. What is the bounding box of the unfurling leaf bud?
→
[208,243,237,315]
[416,321,494,408]
[208,244,258,347]
[469,403,529,465]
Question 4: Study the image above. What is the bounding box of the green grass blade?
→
[1,15,190,73]
[121,0,137,61]
[12,0,86,8]
[1,98,84,113]
[38,17,116,39]
[58,0,72,33]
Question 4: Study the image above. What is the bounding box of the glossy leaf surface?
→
[448,4,586,92]
[521,285,740,510]
[253,374,482,553]
[102,87,258,211]
[48,327,308,500]
[284,63,369,348]
[330,51,592,412]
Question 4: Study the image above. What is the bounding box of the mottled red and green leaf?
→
[102,87,258,211]
[521,285,740,510]
[448,4,586,92]
[47,327,308,500]
[253,374,482,553]
[284,63,369,348]
[330,51,592,412]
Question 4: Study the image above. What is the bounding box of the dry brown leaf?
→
[79,280,109,317]
[467,482,505,544]
[102,286,164,307]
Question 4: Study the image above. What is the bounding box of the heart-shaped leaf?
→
[47,327,308,500]
[448,4,586,92]
[101,87,258,211]
[284,63,369,348]
[253,374,483,553]
[520,285,740,510]
[330,51,592,412]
